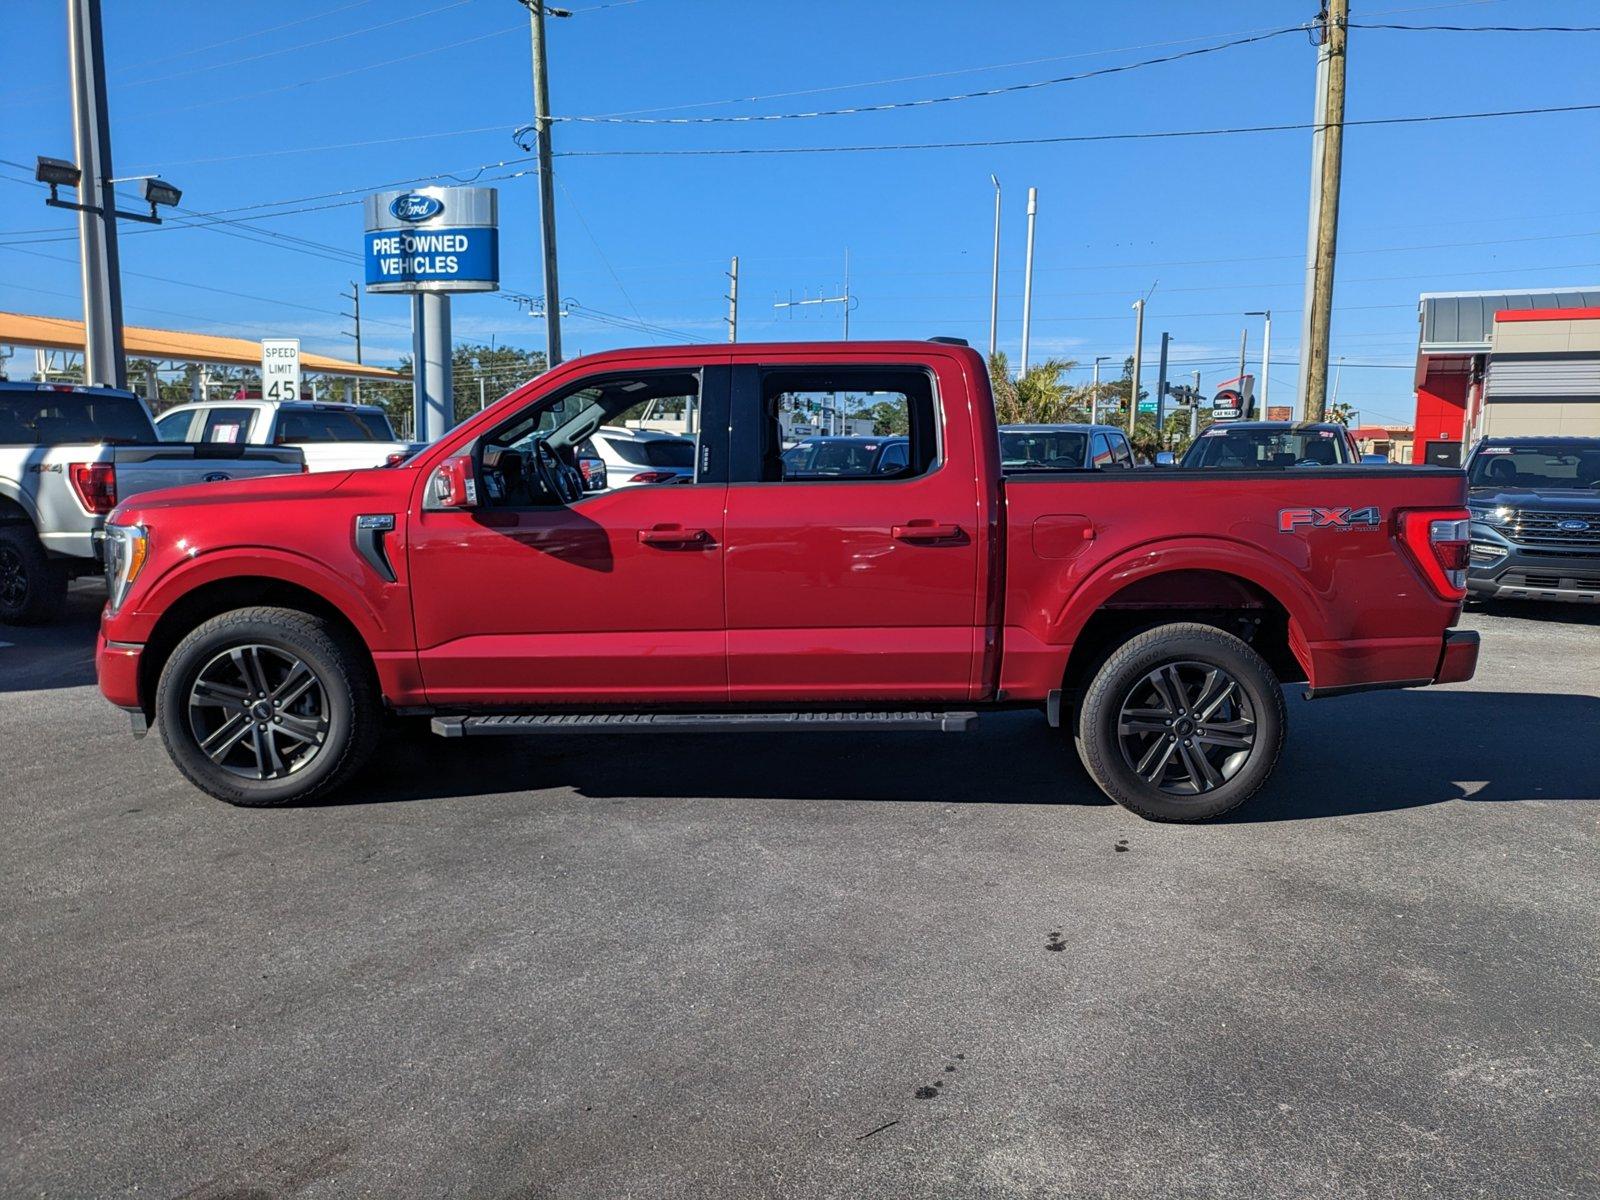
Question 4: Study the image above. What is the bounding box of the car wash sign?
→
[363,186,499,294]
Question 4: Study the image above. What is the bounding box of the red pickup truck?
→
[95,340,1479,822]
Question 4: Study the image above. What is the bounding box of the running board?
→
[431,710,979,737]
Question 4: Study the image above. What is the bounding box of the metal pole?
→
[67,0,125,388]
[412,293,454,443]
[528,0,563,367]
[1019,187,1037,373]
[1260,310,1271,415]
[1238,328,1249,418]
[725,255,739,343]
[1091,356,1106,423]
[1190,370,1201,439]
[1155,331,1170,432]
[1127,299,1145,436]
[479,377,487,410]
[988,174,1001,359]
[842,248,851,341]
[1302,0,1347,422]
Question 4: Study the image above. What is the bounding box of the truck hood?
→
[1468,486,1600,510]
[110,469,354,520]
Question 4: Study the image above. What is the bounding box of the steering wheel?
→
[531,439,583,505]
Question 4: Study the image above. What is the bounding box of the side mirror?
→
[426,454,479,509]
[1154,451,1177,467]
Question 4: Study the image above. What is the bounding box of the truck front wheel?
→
[0,525,67,625]
[155,607,380,807]
[1075,623,1286,822]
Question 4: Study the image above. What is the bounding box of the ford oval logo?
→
[203,471,231,483]
[1556,518,1591,532]
[389,193,443,222]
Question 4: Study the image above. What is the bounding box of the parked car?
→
[0,381,303,623]
[781,435,910,478]
[153,398,410,473]
[1181,421,1360,468]
[1464,435,1600,604]
[1000,424,1135,471]
[576,426,695,487]
[96,339,1477,822]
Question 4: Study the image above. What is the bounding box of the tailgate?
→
[109,444,305,499]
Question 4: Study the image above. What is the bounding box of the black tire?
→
[155,606,379,807]
[0,524,67,625]
[1075,622,1286,822]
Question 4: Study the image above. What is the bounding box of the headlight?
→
[1468,505,1513,526]
[104,523,149,613]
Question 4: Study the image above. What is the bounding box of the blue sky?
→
[3,0,1599,424]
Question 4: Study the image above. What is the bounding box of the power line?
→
[1350,22,1600,32]
[548,27,1306,126]
[551,101,1600,157]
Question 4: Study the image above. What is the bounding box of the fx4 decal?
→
[1277,505,1382,533]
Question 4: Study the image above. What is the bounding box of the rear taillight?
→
[69,462,117,514]
[628,471,675,484]
[1398,509,1471,600]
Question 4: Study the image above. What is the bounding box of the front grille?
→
[1506,509,1600,547]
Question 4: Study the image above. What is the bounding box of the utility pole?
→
[1190,369,1202,439]
[988,174,1001,359]
[341,281,363,403]
[1091,354,1109,423]
[523,0,566,367]
[1237,328,1249,418]
[67,0,125,389]
[1019,186,1038,372]
[1127,298,1145,436]
[725,255,739,343]
[1300,0,1348,422]
[1154,331,1171,432]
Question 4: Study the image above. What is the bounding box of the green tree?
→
[988,351,1090,424]
[1328,400,1356,427]
[1129,419,1162,463]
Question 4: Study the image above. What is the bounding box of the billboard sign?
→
[260,338,301,403]
[363,186,499,294]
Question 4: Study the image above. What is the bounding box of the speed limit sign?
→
[261,338,301,402]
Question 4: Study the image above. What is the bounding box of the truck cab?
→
[154,398,410,473]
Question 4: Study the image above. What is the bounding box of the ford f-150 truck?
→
[152,397,412,473]
[0,381,304,624]
[95,341,1480,821]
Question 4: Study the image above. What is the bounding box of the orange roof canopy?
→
[0,310,399,380]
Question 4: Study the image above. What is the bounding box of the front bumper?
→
[96,630,144,714]
[1468,531,1600,604]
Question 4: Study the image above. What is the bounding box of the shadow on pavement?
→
[328,688,1600,821]
[1469,598,1600,626]
[0,583,102,694]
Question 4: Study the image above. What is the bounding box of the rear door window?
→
[1110,434,1134,468]
[0,391,154,445]
[274,409,388,443]
[200,407,256,444]
[154,410,196,442]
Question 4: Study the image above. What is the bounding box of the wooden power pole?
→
[1301,0,1348,423]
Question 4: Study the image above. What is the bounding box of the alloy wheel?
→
[186,643,329,780]
[0,544,26,610]
[1116,660,1257,796]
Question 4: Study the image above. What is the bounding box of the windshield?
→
[1183,427,1351,468]
[1468,442,1600,491]
[1000,429,1088,469]
[604,435,695,468]
[274,409,395,443]
[0,391,154,446]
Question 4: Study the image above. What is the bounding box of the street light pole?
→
[1247,309,1271,417]
[1127,298,1145,436]
[988,174,1001,359]
[67,0,125,388]
[1019,186,1037,373]
[1091,354,1109,423]
[524,0,565,367]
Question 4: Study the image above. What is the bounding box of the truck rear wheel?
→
[0,525,67,625]
[155,606,379,807]
[1075,622,1286,822]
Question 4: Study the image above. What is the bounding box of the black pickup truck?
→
[1465,436,1600,604]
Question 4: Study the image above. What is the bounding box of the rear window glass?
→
[1000,430,1089,469]
[0,392,153,446]
[274,409,393,443]
[1183,427,1351,468]
[603,435,694,468]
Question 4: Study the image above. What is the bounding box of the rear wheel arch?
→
[137,577,378,719]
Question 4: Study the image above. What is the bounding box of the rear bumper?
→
[1303,628,1478,698]
[1433,629,1479,685]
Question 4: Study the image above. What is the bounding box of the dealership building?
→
[1413,287,1600,466]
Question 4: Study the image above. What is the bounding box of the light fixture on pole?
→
[1246,309,1271,418]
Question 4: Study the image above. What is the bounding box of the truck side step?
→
[430,710,979,738]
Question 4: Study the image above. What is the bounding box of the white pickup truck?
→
[0,382,304,623]
[153,397,415,473]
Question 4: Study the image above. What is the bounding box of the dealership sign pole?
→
[363,186,499,444]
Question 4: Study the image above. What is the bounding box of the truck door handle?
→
[892,521,963,543]
[638,525,712,547]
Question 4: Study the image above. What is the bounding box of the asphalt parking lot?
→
[2,585,1597,1199]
